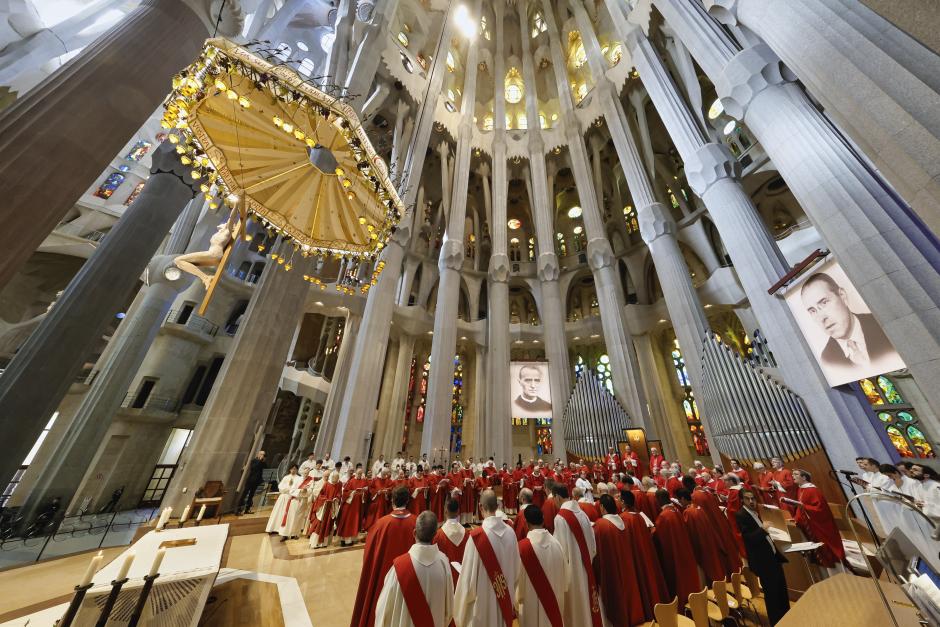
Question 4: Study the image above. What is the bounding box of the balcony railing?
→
[120,392,178,412]
[164,309,219,337]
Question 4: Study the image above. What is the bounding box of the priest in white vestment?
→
[552,485,597,627]
[517,505,567,627]
[375,511,454,627]
[265,465,301,535]
[454,490,520,626]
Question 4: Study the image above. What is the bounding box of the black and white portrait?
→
[784,258,905,386]
[510,361,553,419]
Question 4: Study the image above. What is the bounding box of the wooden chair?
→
[638,596,696,627]
[686,588,724,627]
[191,480,226,518]
[731,570,759,626]
[707,579,739,611]
[710,580,740,625]
[742,567,762,599]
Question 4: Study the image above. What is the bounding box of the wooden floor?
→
[200,579,285,627]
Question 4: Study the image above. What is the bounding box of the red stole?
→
[393,554,435,626]
[557,509,602,627]
[469,528,516,627]
[519,538,563,627]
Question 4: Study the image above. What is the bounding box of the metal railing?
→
[164,308,220,337]
[120,392,178,412]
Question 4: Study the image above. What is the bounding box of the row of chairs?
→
[642,567,765,627]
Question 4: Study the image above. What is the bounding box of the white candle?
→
[79,551,104,587]
[148,548,165,577]
[196,504,206,521]
[156,507,172,530]
[179,505,191,524]
[116,551,135,581]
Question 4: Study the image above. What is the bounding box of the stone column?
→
[422,0,484,458]
[633,332,681,456]
[656,0,940,431]
[541,0,648,423]
[375,335,415,459]
[0,0,237,289]
[315,313,361,457]
[331,4,457,462]
[344,0,403,112]
[0,142,202,496]
[705,0,940,236]
[626,28,889,467]
[519,4,571,457]
[164,245,312,512]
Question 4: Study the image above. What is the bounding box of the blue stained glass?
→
[94,172,126,199]
[124,140,152,162]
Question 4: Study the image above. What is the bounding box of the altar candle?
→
[179,505,191,524]
[196,504,206,521]
[148,548,165,577]
[79,551,104,587]
[116,551,135,581]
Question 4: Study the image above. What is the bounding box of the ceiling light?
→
[708,98,723,120]
[510,237,520,244]
[567,206,582,218]
[573,225,583,234]
[454,5,477,39]
[722,120,737,135]
[508,218,521,230]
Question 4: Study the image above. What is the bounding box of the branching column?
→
[331,4,459,462]
[0,142,201,496]
[627,28,887,466]
[655,0,940,423]
[344,0,403,111]
[422,0,484,458]
[541,0,648,423]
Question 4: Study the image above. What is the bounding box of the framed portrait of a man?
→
[510,361,553,419]
[782,257,905,387]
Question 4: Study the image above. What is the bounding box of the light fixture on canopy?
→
[160,38,405,310]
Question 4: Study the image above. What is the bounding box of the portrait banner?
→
[782,257,905,387]
[510,361,553,420]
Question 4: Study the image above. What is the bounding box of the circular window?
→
[508,218,522,230]
[567,206,582,219]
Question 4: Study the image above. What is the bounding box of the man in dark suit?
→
[237,450,266,515]
[800,272,893,369]
[736,489,790,625]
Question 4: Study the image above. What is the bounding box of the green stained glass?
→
[898,411,915,422]
[878,411,893,423]
[877,376,903,404]
[859,378,882,406]
[886,425,914,457]
[907,426,935,458]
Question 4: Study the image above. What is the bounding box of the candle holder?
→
[127,573,159,627]
[57,582,93,627]
[94,577,129,627]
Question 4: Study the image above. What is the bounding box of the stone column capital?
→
[685,142,741,196]
[439,239,464,271]
[389,211,413,247]
[587,238,616,271]
[537,252,560,282]
[181,0,245,37]
[638,202,678,244]
[703,0,739,26]
[489,253,511,282]
[716,43,794,119]
[150,140,202,198]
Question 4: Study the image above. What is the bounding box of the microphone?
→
[839,469,858,476]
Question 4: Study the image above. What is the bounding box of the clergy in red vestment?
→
[754,462,777,505]
[722,475,747,556]
[502,464,519,513]
[349,486,417,627]
[433,498,468,584]
[648,447,665,477]
[653,468,667,489]
[461,464,477,519]
[677,489,730,583]
[594,495,646,626]
[364,470,393,531]
[645,483,662,520]
[632,482,657,521]
[770,457,798,513]
[665,470,683,498]
[790,469,845,567]
[605,447,622,481]
[429,467,450,520]
[310,471,343,548]
[620,490,668,621]
[337,466,369,546]
[530,464,547,508]
[514,489,533,540]
[682,476,742,573]
[623,445,643,478]
[730,459,751,485]
[541,481,561,533]
[652,489,702,607]
[576,486,600,522]
[408,467,428,515]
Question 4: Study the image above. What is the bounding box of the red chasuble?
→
[645,491,662,519]
[430,474,449,519]
[513,507,530,541]
[349,509,417,627]
[649,454,665,475]
[541,497,559,534]
[633,487,656,521]
[757,470,777,505]
[666,476,682,498]
[691,488,742,572]
[653,505,702,607]
[682,504,729,583]
[593,517,645,627]
[795,484,845,567]
[336,477,368,538]
[772,468,798,513]
[363,477,392,530]
[624,452,644,478]
[621,511,668,621]
[578,501,600,522]
[408,475,428,515]
[530,471,546,508]
[725,487,746,556]
[433,523,468,584]
[310,480,343,538]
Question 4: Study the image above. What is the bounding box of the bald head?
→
[480,489,498,515]
[415,511,438,543]
[519,488,533,505]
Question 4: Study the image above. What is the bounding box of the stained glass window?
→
[450,355,464,454]
[124,140,152,162]
[574,355,585,377]
[401,357,419,449]
[123,181,145,206]
[595,354,613,394]
[94,172,125,199]
[624,206,639,234]
[861,375,934,458]
[672,338,708,455]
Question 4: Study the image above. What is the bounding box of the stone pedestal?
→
[0,0,210,288]
[0,142,200,498]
